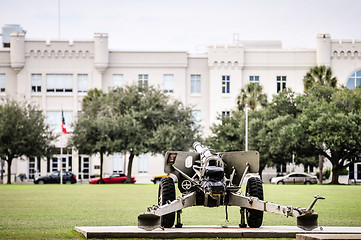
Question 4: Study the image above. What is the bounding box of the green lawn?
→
[0,184,360,239]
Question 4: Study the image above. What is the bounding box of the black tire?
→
[38,180,45,184]
[246,177,264,228]
[277,181,284,185]
[305,181,311,185]
[158,177,176,228]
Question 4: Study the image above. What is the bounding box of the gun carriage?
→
[138,142,324,231]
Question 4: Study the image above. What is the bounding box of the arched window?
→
[346,70,361,89]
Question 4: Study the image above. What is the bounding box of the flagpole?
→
[60,110,64,184]
[60,132,63,185]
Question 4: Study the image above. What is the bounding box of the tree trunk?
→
[318,154,323,184]
[7,158,13,184]
[330,164,340,184]
[0,159,4,184]
[99,152,104,184]
[126,151,134,183]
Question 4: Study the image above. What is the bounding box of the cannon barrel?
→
[193,142,212,159]
[193,142,223,168]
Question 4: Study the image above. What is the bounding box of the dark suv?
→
[34,171,77,184]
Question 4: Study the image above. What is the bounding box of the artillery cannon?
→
[138,142,324,231]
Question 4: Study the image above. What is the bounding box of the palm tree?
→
[303,65,337,184]
[303,65,337,90]
[237,83,267,111]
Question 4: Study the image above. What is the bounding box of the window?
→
[46,111,73,132]
[77,74,88,93]
[46,74,73,92]
[78,156,90,180]
[138,154,148,173]
[222,75,230,93]
[249,76,259,83]
[346,70,361,89]
[113,74,123,87]
[31,74,42,93]
[276,76,287,93]
[0,74,5,92]
[192,110,201,129]
[163,74,174,93]
[138,74,148,88]
[28,157,41,180]
[191,74,201,94]
[113,153,124,173]
[222,111,230,116]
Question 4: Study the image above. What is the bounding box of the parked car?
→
[151,173,177,184]
[34,171,77,184]
[89,173,136,184]
[271,172,318,185]
[151,173,170,184]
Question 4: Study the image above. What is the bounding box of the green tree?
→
[69,89,112,184]
[236,83,267,111]
[303,65,337,91]
[303,65,338,182]
[0,98,56,184]
[280,86,361,184]
[208,88,319,179]
[208,83,269,176]
[70,85,199,183]
[248,89,317,177]
[207,110,245,152]
[108,85,198,182]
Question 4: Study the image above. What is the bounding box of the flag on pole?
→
[62,111,68,134]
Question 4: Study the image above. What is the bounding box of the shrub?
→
[316,168,331,180]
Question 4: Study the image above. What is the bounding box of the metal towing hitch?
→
[138,142,325,231]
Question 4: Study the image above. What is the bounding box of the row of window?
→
[1,71,360,95]
[0,73,289,95]
[28,151,148,180]
[222,75,287,94]
[31,74,88,93]
[193,74,287,94]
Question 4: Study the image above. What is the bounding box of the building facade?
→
[1,28,361,183]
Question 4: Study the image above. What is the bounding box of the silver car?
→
[271,172,318,185]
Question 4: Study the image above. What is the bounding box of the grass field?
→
[0,183,360,239]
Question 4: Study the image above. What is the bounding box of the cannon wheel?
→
[158,177,176,228]
[246,177,264,228]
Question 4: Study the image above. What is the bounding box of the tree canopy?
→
[303,65,337,91]
[207,66,361,184]
[236,83,267,111]
[70,85,199,183]
[69,89,116,183]
[280,86,361,184]
[0,98,56,184]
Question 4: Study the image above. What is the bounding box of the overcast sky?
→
[1,0,361,52]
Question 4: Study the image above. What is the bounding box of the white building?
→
[1,24,361,183]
